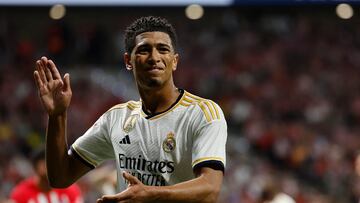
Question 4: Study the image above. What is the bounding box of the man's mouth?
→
[146,66,164,73]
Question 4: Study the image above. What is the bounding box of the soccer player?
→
[10,149,83,203]
[33,16,227,203]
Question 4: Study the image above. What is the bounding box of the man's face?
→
[125,31,178,89]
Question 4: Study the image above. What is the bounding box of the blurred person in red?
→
[10,148,83,203]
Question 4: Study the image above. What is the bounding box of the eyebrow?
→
[157,43,171,48]
[137,42,172,48]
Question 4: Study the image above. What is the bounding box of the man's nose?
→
[148,49,161,63]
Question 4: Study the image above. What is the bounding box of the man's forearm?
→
[46,112,71,187]
[148,169,223,203]
[99,168,223,203]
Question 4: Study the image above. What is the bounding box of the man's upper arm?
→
[66,148,94,182]
[194,166,224,202]
[194,167,223,186]
[66,112,115,182]
[69,112,115,168]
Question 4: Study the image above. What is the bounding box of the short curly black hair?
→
[124,16,177,54]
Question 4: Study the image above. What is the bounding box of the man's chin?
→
[141,78,163,89]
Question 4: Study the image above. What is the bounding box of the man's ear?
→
[172,54,179,71]
[124,53,132,70]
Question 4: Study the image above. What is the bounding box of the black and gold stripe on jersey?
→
[107,101,141,112]
[106,90,221,122]
[180,92,221,122]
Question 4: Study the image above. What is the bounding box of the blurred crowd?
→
[1,6,360,203]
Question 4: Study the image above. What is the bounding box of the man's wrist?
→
[145,185,170,203]
[48,111,67,120]
[48,111,67,129]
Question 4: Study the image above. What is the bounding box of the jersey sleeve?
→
[192,101,227,172]
[70,112,115,168]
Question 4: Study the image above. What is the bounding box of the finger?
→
[101,193,131,203]
[33,71,44,89]
[40,56,49,74]
[41,56,48,62]
[48,60,62,80]
[63,73,71,92]
[44,61,53,81]
[123,171,141,185]
[39,57,53,82]
[36,60,47,83]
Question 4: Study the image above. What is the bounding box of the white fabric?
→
[269,193,296,203]
[71,90,227,192]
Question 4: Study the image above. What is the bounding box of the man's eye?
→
[137,48,150,54]
[158,48,170,53]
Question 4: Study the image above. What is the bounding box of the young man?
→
[10,149,83,203]
[34,16,227,203]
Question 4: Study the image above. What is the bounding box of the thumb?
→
[63,73,71,91]
[123,171,141,185]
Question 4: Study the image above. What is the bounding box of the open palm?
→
[34,57,72,116]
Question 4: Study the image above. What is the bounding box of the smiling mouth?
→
[146,66,164,73]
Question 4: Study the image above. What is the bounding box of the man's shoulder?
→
[181,90,223,123]
[10,178,36,200]
[12,178,36,190]
[182,90,218,104]
[106,100,141,113]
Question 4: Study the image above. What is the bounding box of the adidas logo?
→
[119,135,131,144]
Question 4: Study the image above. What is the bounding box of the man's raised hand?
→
[34,56,72,116]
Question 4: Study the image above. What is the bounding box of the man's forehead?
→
[135,31,172,46]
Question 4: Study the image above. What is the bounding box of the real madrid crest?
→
[163,132,176,153]
[123,115,137,133]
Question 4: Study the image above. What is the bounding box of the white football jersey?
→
[70,90,227,192]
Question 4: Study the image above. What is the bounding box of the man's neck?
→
[139,84,180,115]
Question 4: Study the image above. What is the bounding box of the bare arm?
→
[34,57,91,188]
[98,167,223,203]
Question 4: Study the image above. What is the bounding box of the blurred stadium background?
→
[1,1,360,202]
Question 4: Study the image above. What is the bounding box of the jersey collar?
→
[141,88,184,119]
